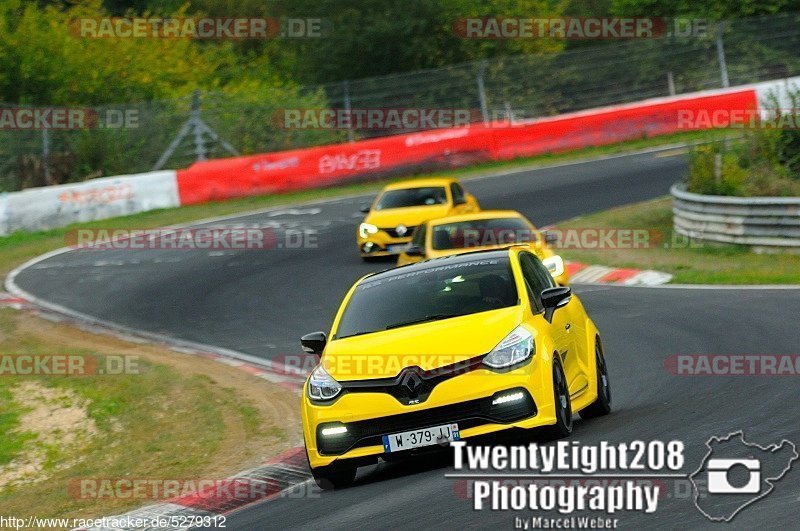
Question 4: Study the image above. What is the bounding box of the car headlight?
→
[542,255,565,278]
[308,365,342,401]
[359,223,379,239]
[483,326,534,369]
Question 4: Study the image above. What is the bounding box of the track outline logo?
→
[689,430,798,522]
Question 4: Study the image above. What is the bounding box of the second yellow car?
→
[396,210,569,285]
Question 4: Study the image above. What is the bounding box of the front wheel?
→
[580,339,612,420]
[544,359,573,439]
[310,463,357,490]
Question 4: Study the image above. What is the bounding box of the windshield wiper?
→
[384,313,462,330]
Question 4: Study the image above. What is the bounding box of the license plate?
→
[382,423,459,452]
[387,244,409,253]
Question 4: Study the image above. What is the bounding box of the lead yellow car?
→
[357,177,480,260]
[397,210,569,286]
[300,248,611,489]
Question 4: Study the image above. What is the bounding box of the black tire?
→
[544,359,573,439]
[305,446,357,490]
[310,463,357,490]
[580,339,612,420]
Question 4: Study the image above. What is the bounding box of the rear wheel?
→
[544,359,572,439]
[580,339,612,419]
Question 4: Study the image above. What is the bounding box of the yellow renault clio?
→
[357,177,480,260]
[300,248,611,489]
[396,210,569,285]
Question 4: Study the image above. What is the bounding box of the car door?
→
[519,253,583,397]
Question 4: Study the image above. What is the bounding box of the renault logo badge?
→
[400,370,423,396]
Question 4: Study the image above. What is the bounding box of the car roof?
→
[427,210,528,226]
[362,248,515,283]
[382,177,456,190]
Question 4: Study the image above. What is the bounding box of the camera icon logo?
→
[706,458,761,494]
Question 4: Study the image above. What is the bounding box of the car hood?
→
[365,205,450,228]
[323,306,524,381]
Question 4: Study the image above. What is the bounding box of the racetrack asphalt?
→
[10,148,800,529]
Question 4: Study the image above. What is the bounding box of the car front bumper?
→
[302,360,558,469]
[357,232,412,257]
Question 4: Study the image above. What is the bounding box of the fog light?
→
[492,391,524,405]
[321,426,348,436]
[362,242,375,253]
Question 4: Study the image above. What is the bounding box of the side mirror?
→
[405,244,425,257]
[301,331,327,357]
[359,205,371,214]
[541,286,571,323]
[453,197,467,206]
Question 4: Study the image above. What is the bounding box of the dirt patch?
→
[0,381,97,488]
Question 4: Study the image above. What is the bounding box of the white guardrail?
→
[671,183,800,249]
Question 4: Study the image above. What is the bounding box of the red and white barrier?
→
[176,78,800,205]
[175,87,763,205]
[2,76,798,236]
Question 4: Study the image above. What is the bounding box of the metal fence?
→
[2,12,800,192]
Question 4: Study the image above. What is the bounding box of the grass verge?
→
[557,197,800,284]
[0,308,300,524]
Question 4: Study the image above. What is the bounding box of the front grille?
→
[340,358,484,405]
[316,388,536,455]
[381,226,416,238]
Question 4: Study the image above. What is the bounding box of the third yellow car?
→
[357,177,480,260]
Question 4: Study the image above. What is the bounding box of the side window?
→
[411,223,427,247]
[450,183,466,204]
[519,252,555,311]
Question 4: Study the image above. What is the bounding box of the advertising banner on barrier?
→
[175,87,759,206]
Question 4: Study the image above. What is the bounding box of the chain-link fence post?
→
[190,91,207,161]
[716,22,730,88]
[477,60,489,124]
[343,80,354,142]
[41,128,51,183]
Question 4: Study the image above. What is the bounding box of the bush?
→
[686,93,800,197]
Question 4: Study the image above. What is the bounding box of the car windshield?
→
[375,187,447,210]
[431,218,536,250]
[336,256,518,338]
